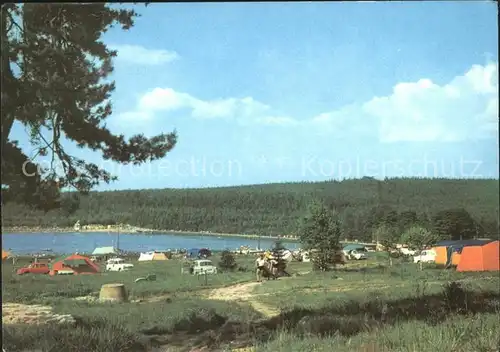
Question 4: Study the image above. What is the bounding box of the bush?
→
[298,201,342,272]
[2,318,147,352]
[218,250,237,271]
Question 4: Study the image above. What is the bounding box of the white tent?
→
[282,250,293,262]
[92,246,118,256]
[138,251,168,261]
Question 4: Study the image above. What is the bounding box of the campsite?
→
[2,241,499,352]
[1,2,498,351]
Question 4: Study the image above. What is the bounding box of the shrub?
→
[298,201,342,271]
[218,250,237,271]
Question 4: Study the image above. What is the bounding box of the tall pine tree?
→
[1,4,177,209]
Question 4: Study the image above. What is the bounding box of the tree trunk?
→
[1,10,17,150]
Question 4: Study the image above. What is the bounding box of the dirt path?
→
[206,282,260,300]
[2,303,76,325]
[206,281,280,318]
[148,275,498,317]
[201,275,498,318]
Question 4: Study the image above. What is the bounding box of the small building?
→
[91,247,120,262]
[92,246,119,258]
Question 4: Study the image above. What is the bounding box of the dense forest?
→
[2,177,498,242]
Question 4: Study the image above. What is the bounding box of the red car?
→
[16,263,50,275]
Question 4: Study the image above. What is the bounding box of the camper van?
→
[106,257,134,272]
[413,250,436,264]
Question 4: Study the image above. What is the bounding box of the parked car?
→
[191,259,218,275]
[344,250,367,260]
[106,257,134,272]
[16,262,50,275]
[413,249,436,264]
[400,247,416,256]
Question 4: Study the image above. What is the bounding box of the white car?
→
[344,250,367,260]
[400,247,416,256]
[413,250,436,264]
[106,257,134,272]
[191,259,218,275]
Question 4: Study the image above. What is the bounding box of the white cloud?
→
[362,62,498,142]
[125,87,294,126]
[307,62,498,142]
[138,88,194,111]
[117,62,498,141]
[109,44,180,65]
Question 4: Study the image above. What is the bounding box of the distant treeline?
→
[2,177,498,242]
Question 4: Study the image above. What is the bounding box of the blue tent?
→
[188,248,200,257]
[436,239,493,248]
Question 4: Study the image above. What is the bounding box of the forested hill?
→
[2,177,498,241]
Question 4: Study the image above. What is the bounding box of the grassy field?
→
[1,256,257,303]
[2,254,499,352]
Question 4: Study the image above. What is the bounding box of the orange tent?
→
[435,246,462,266]
[50,254,100,275]
[2,250,10,260]
[433,239,495,267]
[451,252,461,266]
[457,240,499,272]
[433,246,448,265]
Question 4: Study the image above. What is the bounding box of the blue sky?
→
[10,2,499,190]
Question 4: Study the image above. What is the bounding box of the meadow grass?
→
[254,263,500,310]
[1,256,258,303]
[257,313,500,352]
[2,254,499,352]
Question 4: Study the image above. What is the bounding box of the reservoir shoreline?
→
[2,231,302,255]
[1,226,300,242]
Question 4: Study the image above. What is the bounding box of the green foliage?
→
[1,178,498,239]
[373,224,400,250]
[1,4,177,208]
[218,250,237,271]
[298,201,342,271]
[432,208,482,240]
[400,226,441,250]
[398,210,419,232]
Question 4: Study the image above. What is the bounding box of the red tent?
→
[50,254,100,276]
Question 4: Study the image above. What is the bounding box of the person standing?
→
[255,254,266,282]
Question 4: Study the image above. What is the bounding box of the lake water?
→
[1,232,300,254]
